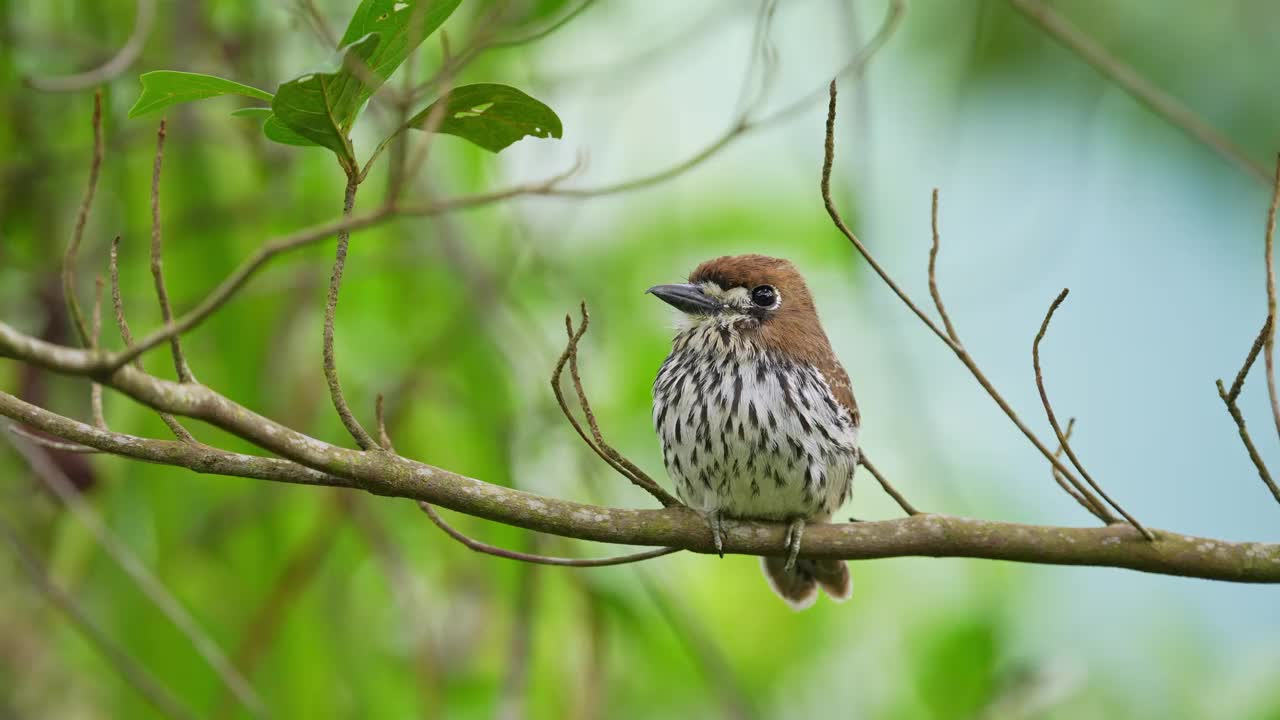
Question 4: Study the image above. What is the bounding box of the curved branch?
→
[1,325,1278,583]
[25,0,155,92]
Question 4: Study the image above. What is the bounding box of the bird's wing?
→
[817,357,860,429]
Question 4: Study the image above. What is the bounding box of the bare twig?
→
[0,514,199,720]
[91,276,107,429]
[375,393,394,452]
[858,453,919,516]
[1033,290,1151,538]
[63,92,103,346]
[1263,156,1280,441]
[323,175,378,451]
[110,236,197,442]
[488,0,597,50]
[5,434,267,718]
[25,0,155,92]
[6,423,100,453]
[928,188,960,343]
[150,119,196,383]
[1048,418,1109,521]
[551,303,681,507]
[1006,0,1269,186]
[822,81,1142,531]
[1218,318,1280,505]
[419,502,679,567]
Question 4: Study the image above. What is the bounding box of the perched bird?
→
[649,254,860,609]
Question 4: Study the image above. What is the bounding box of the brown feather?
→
[688,254,860,427]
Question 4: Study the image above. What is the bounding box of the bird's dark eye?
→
[750,285,777,308]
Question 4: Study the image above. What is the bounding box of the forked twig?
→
[1217,318,1280,505]
[110,236,197,442]
[551,302,681,507]
[1034,290,1151,538]
[418,502,679,567]
[1048,418,1112,521]
[858,453,919,516]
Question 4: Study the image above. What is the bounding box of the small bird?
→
[649,254,860,609]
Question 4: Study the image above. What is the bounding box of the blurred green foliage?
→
[2,1,1279,719]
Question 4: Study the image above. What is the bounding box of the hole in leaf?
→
[394,2,410,11]
[451,102,495,119]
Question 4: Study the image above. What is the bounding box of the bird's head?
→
[647,254,829,357]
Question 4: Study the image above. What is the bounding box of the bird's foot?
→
[704,510,725,558]
[783,518,806,572]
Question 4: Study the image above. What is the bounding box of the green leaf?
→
[272,33,382,163]
[128,71,273,118]
[335,0,463,127]
[407,84,563,153]
[229,107,272,119]
[263,114,320,147]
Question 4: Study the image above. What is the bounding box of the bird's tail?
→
[760,556,852,610]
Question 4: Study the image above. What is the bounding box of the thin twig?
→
[489,0,597,50]
[1048,418,1107,520]
[91,276,107,429]
[550,303,681,507]
[63,92,103,347]
[0,514,199,720]
[150,119,196,383]
[25,0,155,92]
[1263,156,1280,441]
[1006,0,1269,186]
[822,81,1141,531]
[110,236,197,442]
[1218,318,1280,505]
[5,434,267,718]
[1034,290,1150,537]
[928,188,960,343]
[419,502,679,567]
[375,393,394,452]
[857,452,919,516]
[323,175,378,450]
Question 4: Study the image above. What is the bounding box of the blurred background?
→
[2,0,1279,717]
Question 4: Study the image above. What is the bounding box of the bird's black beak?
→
[646,283,724,316]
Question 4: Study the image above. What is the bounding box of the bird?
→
[648,254,860,609]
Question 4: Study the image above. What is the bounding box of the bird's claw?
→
[706,511,725,558]
[783,518,805,572]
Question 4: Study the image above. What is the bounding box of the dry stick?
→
[1263,156,1280,442]
[820,82,1147,535]
[323,175,378,451]
[110,236,197,442]
[25,0,155,92]
[5,434,267,718]
[150,120,196,384]
[0,514,198,720]
[63,92,104,347]
[858,453,919,516]
[91,277,107,429]
[419,502,679,567]
[1006,0,1269,186]
[927,189,960,343]
[1034,290,1151,537]
[1217,318,1280,504]
[550,304,681,507]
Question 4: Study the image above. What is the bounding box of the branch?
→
[1006,0,1270,186]
[419,502,679,567]
[1,326,1277,583]
[63,91,103,347]
[110,235,197,442]
[323,174,378,450]
[1217,318,1280,505]
[1263,155,1280,441]
[821,82,1133,528]
[1033,289,1150,538]
[149,119,197,384]
[551,303,681,507]
[857,452,919,516]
